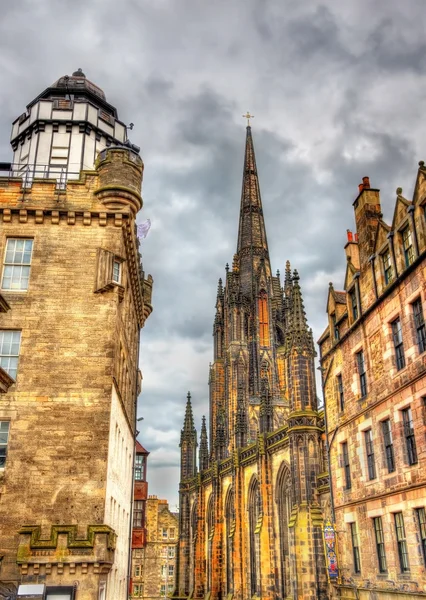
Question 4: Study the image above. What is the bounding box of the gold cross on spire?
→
[242,111,254,126]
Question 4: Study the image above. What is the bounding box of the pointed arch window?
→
[276,465,291,599]
[258,290,269,346]
[206,495,214,592]
[225,487,235,595]
[248,478,262,597]
[189,501,198,596]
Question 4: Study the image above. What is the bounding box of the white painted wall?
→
[104,386,134,600]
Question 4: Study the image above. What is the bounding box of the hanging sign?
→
[323,520,339,580]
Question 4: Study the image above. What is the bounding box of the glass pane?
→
[0,422,9,432]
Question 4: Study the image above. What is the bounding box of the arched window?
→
[190,501,198,596]
[276,464,291,598]
[225,487,235,594]
[206,495,214,592]
[248,478,262,596]
[258,290,269,346]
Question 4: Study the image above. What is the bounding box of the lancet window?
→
[258,290,269,347]
[248,478,262,597]
[276,465,291,599]
[225,487,235,595]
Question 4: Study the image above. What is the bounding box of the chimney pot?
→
[358,183,364,193]
[354,233,359,242]
[362,176,370,188]
[347,230,353,242]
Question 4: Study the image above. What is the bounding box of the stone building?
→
[176,125,332,600]
[0,70,153,600]
[133,497,178,599]
[131,442,149,598]
[318,170,426,599]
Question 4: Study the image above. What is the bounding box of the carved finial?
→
[232,253,240,272]
[419,160,425,167]
[292,269,299,281]
[276,269,280,278]
[396,187,403,195]
[329,281,333,287]
[225,263,229,273]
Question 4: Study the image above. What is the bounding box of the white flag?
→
[137,219,151,240]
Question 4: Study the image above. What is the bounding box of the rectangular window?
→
[160,584,166,596]
[135,454,145,481]
[169,527,175,539]
[381,419,395,473]
[134,565,141,577]
[0,422,10,468]
[168,546,175,558]
[364,429,376,480]
[402,407,417,465]
[373,517,387,572]
[357,351,367,398]
[350,522,361,573]
[391,318,405,371]
[413,298,426,354]
[133,584,140,597]
[332,313,339,341]
[168,584,174,593]
[402,226,414,267]
[337,374,344,411]
[112,259,121,284]
[168,565,174,576]
[162,528,168,539]
[416,508,426,567]
[0,330,21,380]
[342,442,351,490]
[161,565,166,577]
[133,500,143,528]
[1,238,33,291]
[394,512,409,572]
[382,248,393,285]
[350,289,358,321]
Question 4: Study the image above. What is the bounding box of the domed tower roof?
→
[27,68,118,118]
[51,68,106,101]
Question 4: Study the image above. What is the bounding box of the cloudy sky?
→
[1,0,426,508]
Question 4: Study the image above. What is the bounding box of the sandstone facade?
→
[318,170,426,599]
[0,72,152,600]
[132,497,178,600]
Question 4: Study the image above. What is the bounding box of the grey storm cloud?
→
[1,0,426,506]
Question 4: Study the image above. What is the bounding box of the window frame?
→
[381,419,395,473]
[416,507,426,567]
[394,512,410,572]
[402,407,417,466]
[412,298,426,354]
[112,259,122,284]
[133,500,144,528]
[364,429,376,480]
[391,317,405,371]
[342,441,351,490]
[337,374,344,412]
[350,522,361,574]
[356,351,367,398]
[373,517,387,573]
[0,421,10,469]
[402,226,414,267]
[382,247,393,285]
[1,238,34,292]
[0,330,22,381]
[349,289,358,322]
[332,312,339,341]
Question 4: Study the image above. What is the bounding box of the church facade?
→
[176,126,332,600]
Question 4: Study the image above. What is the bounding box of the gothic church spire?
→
[236,126,272,297]
[286,270,315,356]
[199,415,209,471]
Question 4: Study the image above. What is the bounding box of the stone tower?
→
[177,125,329,600]
[0,71,153,600]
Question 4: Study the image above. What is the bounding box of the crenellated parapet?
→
[17,525,116,577]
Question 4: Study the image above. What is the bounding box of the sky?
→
[1,0,426,509]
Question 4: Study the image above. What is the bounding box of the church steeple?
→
[236,126,272,297]
[286,270,315,357]
[199,416,209,471]
[180,392,197,480]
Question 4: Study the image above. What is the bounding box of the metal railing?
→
[0,162,81,190]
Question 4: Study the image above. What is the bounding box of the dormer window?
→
[382,248,393,285]
[349,289,358,321]
[402,226,414,267]
[332,313,339,341]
